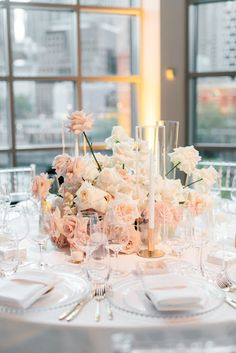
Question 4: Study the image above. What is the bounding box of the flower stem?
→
[165,162,181,177]
[184,178,203,189]
[83,132,102,172]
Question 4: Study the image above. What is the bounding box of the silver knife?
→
[66,296,92,321]
[225,296,236,309]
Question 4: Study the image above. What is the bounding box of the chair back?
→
[0,164,36,202]
[199,161,236,192]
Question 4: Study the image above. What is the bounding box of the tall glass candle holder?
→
[156,120,179,178]
[135,124,165,258]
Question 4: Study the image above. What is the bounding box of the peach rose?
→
[32,173,52,200]
[52,154,72,176]
[109,196,140,225]
[47,208,68,248]
[67,110,93,135]
[62,214,78,239]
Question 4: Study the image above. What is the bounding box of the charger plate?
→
[109,275,225,320]
[0,272,90,314]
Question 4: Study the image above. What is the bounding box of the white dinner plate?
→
[109,275,225,320]
[0,272,90,314]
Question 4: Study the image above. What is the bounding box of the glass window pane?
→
[196,2,236,72]
[81,13,139,76]
[80,0,140,7]
[14,81,76,148]
[12,0,76,3]
[0,81,10,148]
[0,153,9,168]
[11,9,77,76]
[16,150,62,174]
[0,9,8,75]
[82,82,137,142]
[195,77,236,144]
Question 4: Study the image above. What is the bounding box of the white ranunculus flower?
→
[168,145,201,175]
[75,181,110,214]
[94,153,115,168]
[105,126,134,149]
[113,142,136,169]
[192,166,218,193]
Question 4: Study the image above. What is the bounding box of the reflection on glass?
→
[14,81,75,147]
[11,9,77,76]
[12,0,76,3]
[17,150,64,174]
[0,81,9,147]
[82,82,136,142]
[0,154,9,168]
[81,13,139,76]
[196,77,236,144]
[196,2,236,72]
[0,9,8,75]
[80,0,140,7]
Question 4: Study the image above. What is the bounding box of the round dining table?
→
[0,236,236,353]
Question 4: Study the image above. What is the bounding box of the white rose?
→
[96,167,124,195]
[105,126,134,149]
[168,146,201,175]
[94,153,115,168]
[192,166,218,193]
[81,156,100,181]
[157,178,185,203]
[108,194,140,224]
[113,142,136,169]
[75,181,110,214]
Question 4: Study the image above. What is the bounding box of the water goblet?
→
[73,211,104,263]
[103,212,130,277]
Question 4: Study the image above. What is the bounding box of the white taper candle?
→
[148,149,155,229]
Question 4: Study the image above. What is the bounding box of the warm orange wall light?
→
[141,0,161,127]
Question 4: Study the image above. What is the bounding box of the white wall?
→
[160,0,187,146]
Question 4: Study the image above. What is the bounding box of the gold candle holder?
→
[138,228,165,258]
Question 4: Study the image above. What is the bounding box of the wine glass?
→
[27,202,50,269]
[103,211,130,277]
[0,184,10,233]
[86,244,110,286]
[166,208,190,262]
[0,208,20,277]
[73,211,104,263]
[189,207,212,277]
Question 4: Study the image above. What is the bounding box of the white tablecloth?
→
[0,241,236,353]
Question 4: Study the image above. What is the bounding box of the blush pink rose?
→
[47,208,68,248]
[62,215,78,239]
[72,157,85,178]
[52,154,72,176]
[68,110,93,135]
[32,173,51,200]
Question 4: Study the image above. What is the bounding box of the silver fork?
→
[216,277,236,309]
[216,276,236,293]
[95,285,105,322]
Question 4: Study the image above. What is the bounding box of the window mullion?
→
[6,0,16,166]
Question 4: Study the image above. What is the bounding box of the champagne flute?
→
[28,202,50,269]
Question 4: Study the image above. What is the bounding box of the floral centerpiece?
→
[32,111,218,254]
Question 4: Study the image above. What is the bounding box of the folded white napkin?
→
[145,274,202,311]
[0,270,57,309]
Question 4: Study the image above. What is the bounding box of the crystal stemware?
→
[103,211,130,277]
